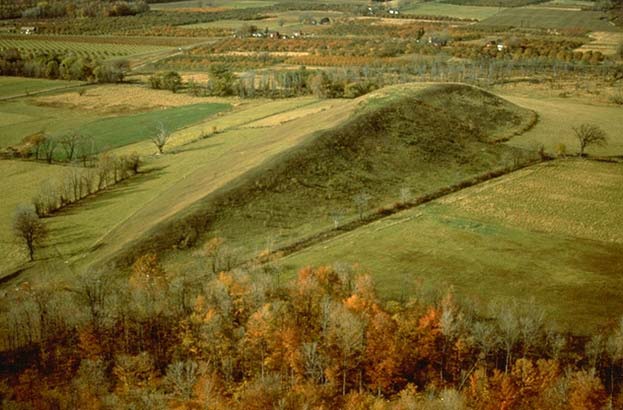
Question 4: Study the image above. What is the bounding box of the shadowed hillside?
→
[109,83,538,269]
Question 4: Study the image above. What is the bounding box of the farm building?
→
[20,26,36,35]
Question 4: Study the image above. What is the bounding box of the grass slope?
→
[0,160,69,274]
[284,160,623,334]
[115,83,536,272]
[4,97,349,281]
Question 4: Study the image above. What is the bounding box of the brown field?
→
[575,31,623,55]
[439,159,623,244]
[32,84,233,114]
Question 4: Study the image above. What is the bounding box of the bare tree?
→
[13,206,47,261]
[164,360,202,399]
[573,124,608,157]
[59,132,82,162]
[353,192,371,221]
[76,136,97,167]
[40,136,58,164]
[151,122,170,154]
[329,209,343,229]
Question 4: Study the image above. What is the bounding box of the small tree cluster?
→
[12,206,47,261]
[32,152,140,217]
[11,132,96,164]
[148,71,182,93]
[0,48,128,83]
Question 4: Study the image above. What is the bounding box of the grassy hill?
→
[284,159,623,334]
[107,83,538,271]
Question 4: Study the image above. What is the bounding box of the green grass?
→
[501,94,623,156]
[0,96,343,279]
[283,160,623,334]
[75,102,230,157]
[479,7,619,31]
[0,76,83,99]
[0,160,69,275]
[0,100,102,148]
[139,84,536,275]
[0,97,229,154]
[401,3,502,20]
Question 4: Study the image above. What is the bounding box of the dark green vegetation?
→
[112,84,536,269]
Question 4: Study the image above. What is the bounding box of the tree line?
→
[152,65,381,99]
[0,260,621,409]
[0,48,128,83]
[0,0,149,20]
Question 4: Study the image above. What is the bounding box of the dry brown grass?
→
[241,100,340,128]
[440,160,623,243]
[575,31,623,55]
[33,84,231,114]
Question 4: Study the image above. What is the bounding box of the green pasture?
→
[401,3,502,20]
[0,76,83,99]
[153,84,535,280]
[0,100,101,148]
[75,102,230,157]
[479,7,619,31]
[0,96,341,280]
[0,97,229,154]
[502,94,623,156]
[283,160,623,334]
[0,160,69,275]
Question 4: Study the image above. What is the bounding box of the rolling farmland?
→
[0,37,171,59]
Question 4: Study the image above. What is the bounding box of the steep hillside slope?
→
[108,84,537,269]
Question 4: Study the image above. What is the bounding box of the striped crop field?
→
[0,37,171,59]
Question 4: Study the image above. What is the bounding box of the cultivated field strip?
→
[0,38,170,59]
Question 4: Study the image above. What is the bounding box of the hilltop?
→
[109,83,537,271]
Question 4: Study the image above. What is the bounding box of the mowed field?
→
[401,3,502,20]
[501,94,623,156]
[0,77,83,99]
[0,81,231,153]
[0,95,358,281]
[284,160,623,334]
[479,7,618,31]
[0,160,69,274]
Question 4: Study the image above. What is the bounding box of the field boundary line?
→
[0,83,87,102]
[250,158,548,267]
